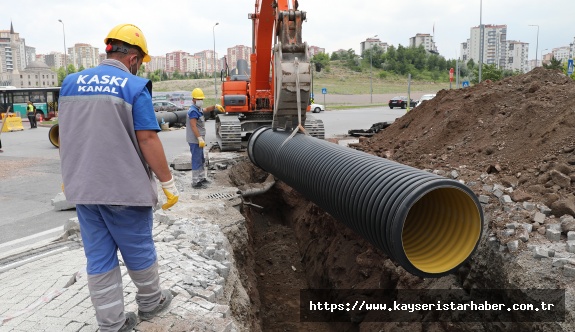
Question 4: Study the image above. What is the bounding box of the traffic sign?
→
[462,81,470,88]
[449,68,454,82]
[322,88,327,94]
[568,59,574,76]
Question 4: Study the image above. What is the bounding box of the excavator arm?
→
[217,0,324,151]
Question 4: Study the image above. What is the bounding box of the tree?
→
[543,56,563,70]
[466,59,476,70]
[311,52,330,72]
[470,63,503,83]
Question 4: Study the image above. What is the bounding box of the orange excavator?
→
[216,0,325,151]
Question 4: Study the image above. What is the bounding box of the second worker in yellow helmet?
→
[186,88,224,189]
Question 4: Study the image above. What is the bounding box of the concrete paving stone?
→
[180,304,211,319]
[212,304,231,318]
[171,305,192,318]
[191,296,217,311]
[564,265,575,277]
[546,229,562,242]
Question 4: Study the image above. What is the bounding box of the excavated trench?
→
[227,159,566,332]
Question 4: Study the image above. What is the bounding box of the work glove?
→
[215,104,225,114]
[160,176,179,210]
[61,183,65,193]
[198,137,206,148]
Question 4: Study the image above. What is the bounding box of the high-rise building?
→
[69,43,99,69]
[506,41,529,73]
[0,22,27,74]
[468,24,507,68]
[460,40,470,62]
[146,56,166,73]
[195,50,218,73]
[226,45,251,73]
[166,50,190,73]
[44,52,67,70]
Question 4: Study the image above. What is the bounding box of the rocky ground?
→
[226,67,575,331]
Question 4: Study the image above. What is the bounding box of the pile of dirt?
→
[355,67,575,218]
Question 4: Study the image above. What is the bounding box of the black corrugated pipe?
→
[155,110,188,127]
[247,127,484,278]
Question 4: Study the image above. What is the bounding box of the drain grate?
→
[206,192,237,200]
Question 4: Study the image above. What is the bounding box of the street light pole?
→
[478,0,483,83]
[213,22,219,103]
[58,19,67,76]
[529,24,539,67]
[369,34,377,104]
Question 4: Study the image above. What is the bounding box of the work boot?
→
[201,178,211,185]
[192,183,207,189]
[138,289,173,320]
[118,312,137,332]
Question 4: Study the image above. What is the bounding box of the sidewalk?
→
[0,155,251,332]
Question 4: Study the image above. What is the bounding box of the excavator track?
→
[216,115,242,151]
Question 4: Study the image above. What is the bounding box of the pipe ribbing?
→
[155,110,188,127]
[247,127,483,278]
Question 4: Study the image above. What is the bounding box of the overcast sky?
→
[4,0,573,61]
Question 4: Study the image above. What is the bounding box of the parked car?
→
[309,103,325,113]
[153,100,185,112]
[388,96,417,109]
[415,94,436,107]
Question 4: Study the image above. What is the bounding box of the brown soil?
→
[229,67,575,331]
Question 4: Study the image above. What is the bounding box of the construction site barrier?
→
[247,127,484,278]
[1,116,25,132]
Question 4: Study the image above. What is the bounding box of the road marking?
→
[0,227,63,252]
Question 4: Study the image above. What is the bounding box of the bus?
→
[0,86,60,120]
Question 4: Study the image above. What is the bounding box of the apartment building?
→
[552,46,571,63]
[409,33,438,53]
[460,40,470,62]
[309,45,325,57]
[360,37,384,54]
[0,23,27,74]
[69,43,99,69]
[226,45,251,74]
[506,41,529,73]
[468,24,507,68]
[146,56,167,73]
[44,52,67,70]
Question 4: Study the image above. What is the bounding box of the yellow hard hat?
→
[192,88,205,100]
[104,23,151,62]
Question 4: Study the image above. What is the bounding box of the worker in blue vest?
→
[59,24,177,332]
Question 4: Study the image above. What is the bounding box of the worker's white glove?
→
[198,137,206,148]
[160,177,179,210]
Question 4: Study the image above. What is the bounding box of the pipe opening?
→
[402,187,482,274]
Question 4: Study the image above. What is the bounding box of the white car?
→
[310,103,325,113]
[415,94,436,107]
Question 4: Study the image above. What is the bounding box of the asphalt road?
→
[0,107,405,250]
